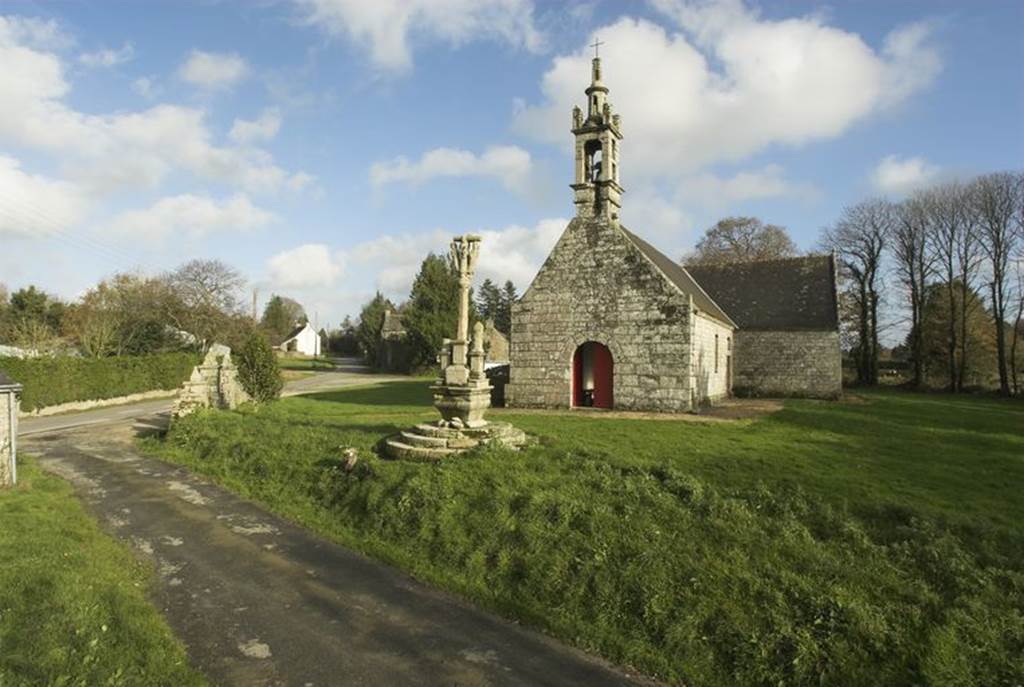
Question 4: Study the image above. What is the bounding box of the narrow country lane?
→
[17,363,648,687]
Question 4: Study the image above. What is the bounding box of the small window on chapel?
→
[715,334,719,373]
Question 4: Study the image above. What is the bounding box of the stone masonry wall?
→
[733,330,842,398]
[508,217,697,412]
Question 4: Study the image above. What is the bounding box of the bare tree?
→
[972,172,1023,396]
[892,193,935,387]
[684,217,799,265]
[822,199,893,385]
[926,183,973,390]
[1010,255,1024,395]
[165,259,246,352]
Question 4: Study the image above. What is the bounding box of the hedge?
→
[0,352,199,412]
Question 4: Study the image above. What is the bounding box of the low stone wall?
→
[19,389,177,418]
[733,330,842,399]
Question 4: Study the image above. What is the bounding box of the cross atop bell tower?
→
[571,49,623,221]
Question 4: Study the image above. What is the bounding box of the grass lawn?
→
[141,382,1024,686]
[0,458,206,686]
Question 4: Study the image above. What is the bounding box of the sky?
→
[1,0,1022,330]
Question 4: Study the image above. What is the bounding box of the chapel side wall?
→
[690,313,733,404]
[733,330,842,398]
[507,218,694,412]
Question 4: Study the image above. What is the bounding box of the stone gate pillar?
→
[0,371,23,487]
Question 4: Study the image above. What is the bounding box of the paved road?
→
[20,363,408,437]
[18,367,648,686]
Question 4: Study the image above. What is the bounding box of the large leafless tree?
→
[823,200,893,385]
[164,259,246,352]
[892,193,935,387]
[972,172,1023,396]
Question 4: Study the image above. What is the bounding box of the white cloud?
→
[871,155,941,195]
[107,193,275,242]
[0,15,71,50]
[178,49,248,90]
[342,217,566,301]
[0,155,89,237]
[79,42,134,67]
[515,5,941,178]
[296,0,543,72]
[132,76,157,98]
[370,145,532,193]
[676,165,817,207]
[230,109,282,144]
[267,243,343,288]
[0,27,309,195]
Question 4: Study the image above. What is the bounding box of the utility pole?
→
[251,288,258,321]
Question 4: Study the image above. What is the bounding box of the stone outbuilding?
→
[0,370,22,487]
[506,55,840,412]
[686,256,841,398]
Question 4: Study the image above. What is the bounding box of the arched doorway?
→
[572,341,613,409]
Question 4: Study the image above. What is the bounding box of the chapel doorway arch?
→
[572,341,613,409]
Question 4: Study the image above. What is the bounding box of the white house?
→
[277,322,321,356]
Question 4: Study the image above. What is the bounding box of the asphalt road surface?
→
[18,365,649,686]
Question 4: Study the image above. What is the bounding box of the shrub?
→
[235,333,282,402]
[0,352,198,411]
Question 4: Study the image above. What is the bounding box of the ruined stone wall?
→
[733,330,842,398]
[690,313,733,404]
[508,217,696,412]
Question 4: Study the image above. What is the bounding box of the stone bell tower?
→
[571,50,623,220]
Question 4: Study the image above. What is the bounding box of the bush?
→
[235,333,282,402]
[0,352,198,411]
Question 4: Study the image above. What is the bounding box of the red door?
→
[573,342,613,409]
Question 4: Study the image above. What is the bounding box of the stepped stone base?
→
[384,421,528,462]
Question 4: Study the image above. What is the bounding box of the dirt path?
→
[22,421,646,687]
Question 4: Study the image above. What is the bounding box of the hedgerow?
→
[0,352,198,411]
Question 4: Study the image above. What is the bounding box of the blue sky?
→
[1,0,1021,329]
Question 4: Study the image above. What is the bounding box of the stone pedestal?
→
[383,235,529,460]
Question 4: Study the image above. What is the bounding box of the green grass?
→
[141,383,1024,686]
[275,357,337,371]
[0,458,206,687]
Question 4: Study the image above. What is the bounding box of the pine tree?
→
[403,253,464,369]
[495,280,518,335]
[355,292,391,368]
[476,279,502,323]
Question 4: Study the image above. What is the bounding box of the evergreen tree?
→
[496,280,518,335]
[236,330,283,402]
[476,279,502,323]
[403,253,468,370]
[260,295,307,344]
[356,292,391,368]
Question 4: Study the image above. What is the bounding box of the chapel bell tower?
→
[571,49,623,220]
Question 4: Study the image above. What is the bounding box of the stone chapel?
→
[505,55,841,412]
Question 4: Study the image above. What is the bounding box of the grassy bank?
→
[0,458,205,686]
[276,357,337,371]
[0,352,198,411]
[141,383,1024,686]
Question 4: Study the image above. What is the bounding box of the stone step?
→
[399,431,448,448]
[384,439,456,462]
[414,423,462,439]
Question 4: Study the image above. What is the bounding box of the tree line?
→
[822,171,1023,396]
[0,258,321,362]
[352,253,519,371]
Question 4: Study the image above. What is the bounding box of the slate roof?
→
[381,309,406,336]
[0,369,22,390]
[686,254,839,331]
[619,226,736,327]
[280,323,308,343]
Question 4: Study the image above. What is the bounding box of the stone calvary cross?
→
[382,235,527,461]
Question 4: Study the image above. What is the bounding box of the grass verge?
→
[140,382,1024,686]
[0,457,206,686]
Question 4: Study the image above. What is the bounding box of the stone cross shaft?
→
[449,235,481,365]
